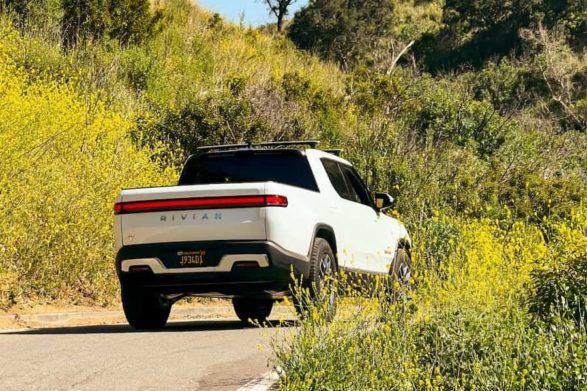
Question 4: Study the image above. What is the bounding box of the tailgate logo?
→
[159,212,223,222]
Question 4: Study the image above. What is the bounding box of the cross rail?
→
[196,140,321,152]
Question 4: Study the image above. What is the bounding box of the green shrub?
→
[463,59,546,112]
[120,46,160,92]
[137,92,271,164]
[529,255,587,325]
[411,87,512,159]
[108,0,153,46]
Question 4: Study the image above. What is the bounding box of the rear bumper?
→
[116,240,309,297]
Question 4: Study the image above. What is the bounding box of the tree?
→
[521,24,587,132]
[61,0,152,47]
[287,0,395,69]
[0,0,33,23]
[262,0,297,33]
[109,0,152,45]
[61,0,111,47]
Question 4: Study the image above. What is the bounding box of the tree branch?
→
[387,40,415,75]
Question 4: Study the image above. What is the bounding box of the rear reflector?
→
[232,261,260,269]
[114,195,288,215]
[128,265,152,273]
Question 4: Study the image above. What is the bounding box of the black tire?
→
[121,283,171,330]
[294,238,337,320]
[232,298,274,325]
[386,246,412,301]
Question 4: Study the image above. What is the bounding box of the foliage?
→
[0,0,62,32]
[108,0,154,45]
[61,0,153,47]
[0,2,585,388]
[61,0,111,47]
[287,0,395,69]
[415,0,587,71]
[529,255,587,325]
[0,20,173,306]
[274,213,587,390]
[521,24,587,131]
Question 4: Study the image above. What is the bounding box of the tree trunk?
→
[277,14,284,33]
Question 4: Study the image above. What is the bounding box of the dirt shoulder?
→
[0,300,293,330]
[0,300,232,330]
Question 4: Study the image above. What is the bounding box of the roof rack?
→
[196,140,321,153]
[256,140,320,148]
[324,149,343,156]
[196,143,250,152]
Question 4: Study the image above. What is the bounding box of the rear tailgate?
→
[116,183,268,247]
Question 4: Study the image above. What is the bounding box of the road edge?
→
[237,371,279,391]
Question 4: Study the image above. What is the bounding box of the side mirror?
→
[375,192,394,211]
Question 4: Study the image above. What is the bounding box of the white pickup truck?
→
[114,141,411,329]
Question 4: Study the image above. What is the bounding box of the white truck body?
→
[114,146,410,299]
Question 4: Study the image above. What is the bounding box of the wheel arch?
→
[310,224,338,266]
[398,237,411,251]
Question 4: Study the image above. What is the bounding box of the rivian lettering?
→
[159,212,223,222]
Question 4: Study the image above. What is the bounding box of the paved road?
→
[0,319,291,390]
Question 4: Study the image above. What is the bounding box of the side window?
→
[340,165,374,208]
[322,159,371,205]
[321,159,354,200]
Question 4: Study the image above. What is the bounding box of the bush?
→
[108,0,153,46]
[411,86,513,159]
[529,255,587,325]
[137,92,271,165]
[463,59,547,112]
[61,0,153,47]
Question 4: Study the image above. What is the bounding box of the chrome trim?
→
[121,254,269,274]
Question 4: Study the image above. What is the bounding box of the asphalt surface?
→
[0,318,292,390]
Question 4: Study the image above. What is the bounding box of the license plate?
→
[177,251,206,267]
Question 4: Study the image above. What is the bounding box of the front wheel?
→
[121,283,171,329]
[232,298,273,325]
[386,246,412,301]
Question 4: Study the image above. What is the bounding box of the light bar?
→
[114,195,288,215]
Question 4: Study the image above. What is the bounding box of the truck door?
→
[321,159,387,274]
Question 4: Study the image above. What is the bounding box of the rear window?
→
[178,151,319,191]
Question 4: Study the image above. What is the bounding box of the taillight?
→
[113,195,288,215]
[265,195,288,207]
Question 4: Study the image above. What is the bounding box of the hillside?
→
[0,0,586,388]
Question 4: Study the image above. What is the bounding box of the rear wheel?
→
[232,298,273,325]
[121,283,171,329]
[294,238,337,320]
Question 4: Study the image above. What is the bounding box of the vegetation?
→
[416,0,587,71]
[274,214,587,389]
[0,0,585,387]
[288,0,396,69]
[0,20,172,305]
